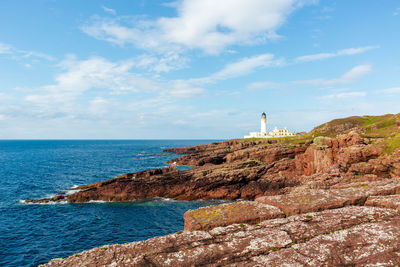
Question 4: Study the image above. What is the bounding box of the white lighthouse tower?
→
[261,112,267,134]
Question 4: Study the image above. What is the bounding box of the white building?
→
[244,112,296,139]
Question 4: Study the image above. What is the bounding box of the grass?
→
[231,137,269,141]
[362,115,398,138]
[383,133,400,154]
[362,116,379,126]
[231,134,316,149]
[231,113,400,154]
[362,114,395,127]
[310,113,400,154]
[311,116,365,137]
[360,114,400,154]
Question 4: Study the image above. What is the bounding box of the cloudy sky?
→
[0,0,399,139]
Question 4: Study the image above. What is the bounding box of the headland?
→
[36,113,400,266]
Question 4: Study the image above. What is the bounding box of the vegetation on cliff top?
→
[312,113,400,154]
[311,113,399,137]
[235,113,400,154]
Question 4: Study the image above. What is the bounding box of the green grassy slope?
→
[235,113,400,154]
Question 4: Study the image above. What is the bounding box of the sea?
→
[0,140,223,267]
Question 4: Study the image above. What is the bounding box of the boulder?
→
[183,201,284,231]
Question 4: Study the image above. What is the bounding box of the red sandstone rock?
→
[300,144,335,175]
[255,188,367,216]
[338,131,365,147]
[365,194,400,210]
[40,206,400,266]
[255,179,400,216]
[183,201,284,231]
[26,120,399,205]
[331,179,400,195]
[251,219,400,266]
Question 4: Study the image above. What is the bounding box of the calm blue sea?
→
[0,140,221,267]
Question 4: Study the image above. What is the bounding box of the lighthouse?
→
[261,112,267,134]
[244,112,296,138]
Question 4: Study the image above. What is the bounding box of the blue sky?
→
[0,0,399,139]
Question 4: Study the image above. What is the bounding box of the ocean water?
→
[0,140,221,267]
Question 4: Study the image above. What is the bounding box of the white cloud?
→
[296,52,334,62]
[25,55,205,115]
[168,80,206,98]
[295,46,378,62]
[0,42,55,61]
[82,0,317,54]
[320,91,366,99]
[0,114,6,120]
[134,52,188,73]
[377,87,400,95]
[337,46,378,55]
[212,54,282,80]
[25,56,158,111]
[21,50,55,61]
[246,81,279,91]
[0,43,12,54]
[338,64,372,83]
[89,97,109,115]
[193,53,283,84]
[81,17,172,52]
[102,5,116,15]
[294,64,372,86]
[394,8,400,16]
[172,119,188,125]
[32,56,155,99]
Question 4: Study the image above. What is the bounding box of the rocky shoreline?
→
[36,113,400,266]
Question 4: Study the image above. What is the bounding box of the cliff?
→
[36,113,400,266]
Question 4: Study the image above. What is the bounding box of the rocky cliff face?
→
[28,130,400,203]
[35,113,400,266]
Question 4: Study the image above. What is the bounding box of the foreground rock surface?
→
[42,179,400,266]
[41,206,400,266]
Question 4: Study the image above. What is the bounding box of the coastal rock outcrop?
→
[33,113,400,265]
[29,130,399,204]
[27,114,400,204]
[42,178,400,266]
[41,206,400,266]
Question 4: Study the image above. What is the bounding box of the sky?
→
[0,0,399,139]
